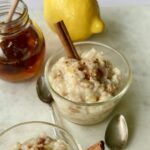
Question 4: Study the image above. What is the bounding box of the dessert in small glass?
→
[0,121,80,150]
[0,0,45,82]
[45,41,132,125]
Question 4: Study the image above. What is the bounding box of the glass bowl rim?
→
[0,121,71,136]
[44,41,132,106]
[0,121,80,149]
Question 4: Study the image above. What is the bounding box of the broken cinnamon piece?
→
[87,141,105,150]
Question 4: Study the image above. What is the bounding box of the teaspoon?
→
[36,75,63,130]
[105,114,128,150]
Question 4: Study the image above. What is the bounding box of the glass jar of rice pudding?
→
[44,41,132,125]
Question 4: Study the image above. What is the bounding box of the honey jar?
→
[0,0,45,82]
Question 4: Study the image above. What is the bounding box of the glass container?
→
[0,0,45,81]
[44,41,132,125]
[0,121,81,149]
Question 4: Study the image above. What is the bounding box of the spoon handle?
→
[51,103,82,149]
[49,102,68,141]
[51,102,63,126]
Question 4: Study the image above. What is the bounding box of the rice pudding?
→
[11,135,70,150]
[50,49,121,103]
[48,49,122,124]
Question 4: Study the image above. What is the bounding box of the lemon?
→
[44,0,104,41]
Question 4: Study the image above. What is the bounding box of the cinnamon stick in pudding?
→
[54,20,80,60]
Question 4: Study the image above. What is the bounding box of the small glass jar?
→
[0,0,45,82]
[44,41,132,125]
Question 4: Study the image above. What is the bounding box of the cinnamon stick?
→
[54,20,80,60]
[87,141,105,150]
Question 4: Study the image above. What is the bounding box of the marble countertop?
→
[0,6,150,150]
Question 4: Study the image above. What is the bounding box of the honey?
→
[0,1,45,81]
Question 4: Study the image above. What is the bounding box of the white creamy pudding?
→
[50,49,121,102]
[11,135,70,150]
[49,49,122,124]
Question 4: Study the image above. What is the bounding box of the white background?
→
[24,0,150,9]
[0,1,150,150]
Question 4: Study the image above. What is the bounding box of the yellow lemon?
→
[44,0,105,41]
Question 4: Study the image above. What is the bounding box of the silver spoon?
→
[36,75,52,104]
[36,76,63,131]
[105,114,128,150]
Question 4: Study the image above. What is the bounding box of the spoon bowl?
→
[36,75,53,104]
[105,114,128,149]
